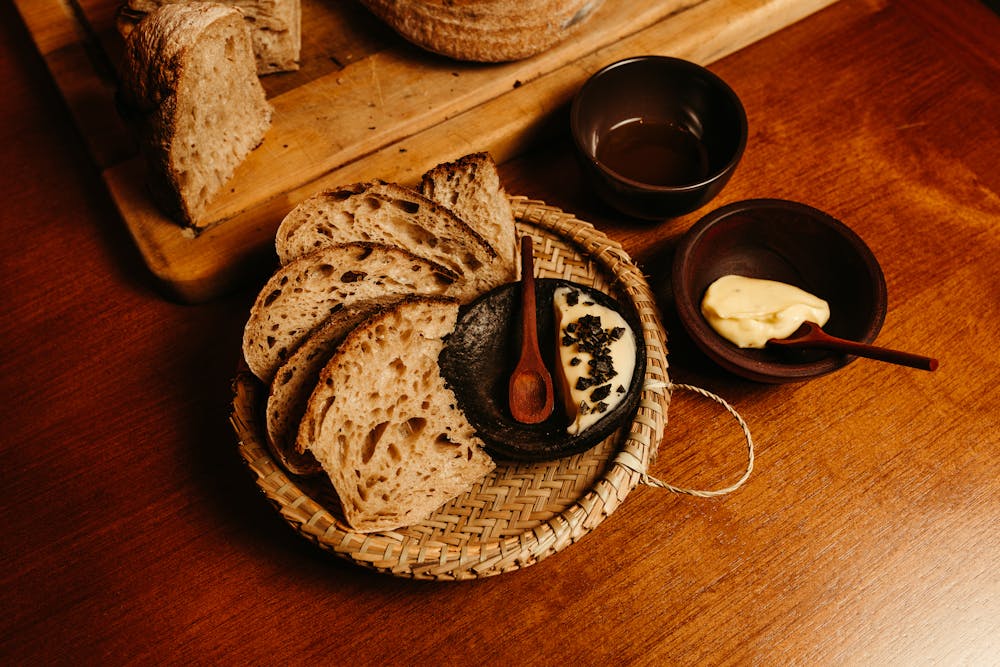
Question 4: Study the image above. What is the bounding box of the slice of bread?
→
[274,181,514,294]
[420,152,519,280]
[241,242,457,382]
[265,296,404,476]
[118,3,273,227]
[119,0,301,74]
[296,296,495,533]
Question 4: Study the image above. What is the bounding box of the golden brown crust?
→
[273,180,510,295]
[420,152,519,279]
[117,0,301,74]
[358,0,604,62]
[241,242,458,382]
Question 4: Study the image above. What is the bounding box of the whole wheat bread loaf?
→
[358,0,604,62]
[119,0,301,74]
[241,242,457,382]
[274,181,513,294]
[296,296,495,533]
[117,2,273,227]
[265,296,405,476]
[420,152,519,280]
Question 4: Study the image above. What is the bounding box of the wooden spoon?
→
[767,321,938,371]
[508,236,555,423]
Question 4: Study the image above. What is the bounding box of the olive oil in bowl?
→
[596,118,709,187]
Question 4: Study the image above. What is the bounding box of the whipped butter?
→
[701,275,830,349]
[553,286,637,435]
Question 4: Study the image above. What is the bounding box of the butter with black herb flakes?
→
[553,286,637,435]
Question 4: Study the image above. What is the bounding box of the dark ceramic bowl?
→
[571,55,747,220]
[672,199,887,383]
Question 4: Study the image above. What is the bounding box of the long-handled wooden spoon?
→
[767,321,938,371]
[509,236,555,423]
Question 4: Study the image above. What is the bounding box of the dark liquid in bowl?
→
[596,119,710,186]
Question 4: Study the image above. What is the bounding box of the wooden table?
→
[3,0,998,663]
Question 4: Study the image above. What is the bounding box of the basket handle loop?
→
[640,381,755,497]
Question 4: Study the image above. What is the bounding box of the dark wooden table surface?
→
[3,0,998,663]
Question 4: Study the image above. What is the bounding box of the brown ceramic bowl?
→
[672,199,887,382]
[571,55,747,220]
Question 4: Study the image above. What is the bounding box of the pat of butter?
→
[553,286,637,435]
[701,274,830,349]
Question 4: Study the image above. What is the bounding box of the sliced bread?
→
[296,296,496,533]
[117,2,273,227]
[274,181,513,294]
[119,0,302,74]
[420,152,519,280]
[241,242,457,382]
[265,296,404,476]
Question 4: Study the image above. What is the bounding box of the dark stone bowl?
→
[441,279,647,461]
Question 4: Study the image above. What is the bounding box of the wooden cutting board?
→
[14,0,838,302]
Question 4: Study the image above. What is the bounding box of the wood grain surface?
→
[2,0,998,663]
[14,0,837,302]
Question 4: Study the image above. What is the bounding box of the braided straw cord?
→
[640,382,755,498]
[231,197,672,580]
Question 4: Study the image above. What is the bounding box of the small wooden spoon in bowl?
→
[509,236,555,424]
[767,321,938,371]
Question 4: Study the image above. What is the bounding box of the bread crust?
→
[274,180,510,297]
[241,241,458,382]
[420,152,519,280]
[118,0,301,74]
[358,0,604,62]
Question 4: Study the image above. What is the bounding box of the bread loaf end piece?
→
[118,3,273,227]
[298,296,495,533]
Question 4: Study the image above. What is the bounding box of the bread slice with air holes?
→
[273,180,513,294]
[241,242,460,383]
[265,296,405,476]
[420,152,519,280]
[117,2,273,227]
[296,296,495,533]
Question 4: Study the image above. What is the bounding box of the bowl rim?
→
[570,55,749,193]
[671,198,888,382]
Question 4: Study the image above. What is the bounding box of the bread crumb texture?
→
[119,3,272,225]
[299,297,494,533]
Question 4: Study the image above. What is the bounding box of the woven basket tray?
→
[230,197,672,580]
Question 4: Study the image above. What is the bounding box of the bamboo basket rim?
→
[230,196,671,580]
